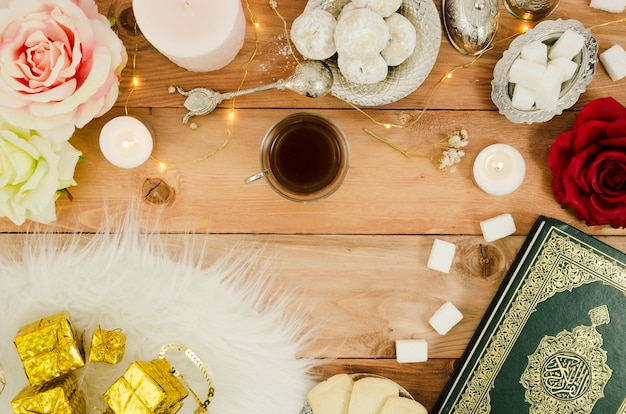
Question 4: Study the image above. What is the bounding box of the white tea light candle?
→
[473,143,526,195]
[99,116,153,169]
[132,0,246,72]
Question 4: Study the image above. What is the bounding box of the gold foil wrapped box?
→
[89,328,127,364]
[10,373,87,414]
[13,312,85,386]
[103,358,188,414]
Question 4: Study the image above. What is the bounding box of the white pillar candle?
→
[472,143,526,195]
[132,0,246,72]
[99,116,153,169]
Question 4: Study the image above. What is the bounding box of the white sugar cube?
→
[590,0,626,13]
[535,65,563,111]
[480,213,516,242]
[521,40,548,66]
[600,44,626,81]
[427,239,456,274]
[429,301,463,335]
[395,339,428,363]
[548,57,579,82]
[511,83,536,110]
[508,58,546,89]
[549,29,585,61]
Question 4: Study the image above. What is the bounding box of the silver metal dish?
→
[491,19,598,124]
[305,0,441,107]
[443,0,500,56]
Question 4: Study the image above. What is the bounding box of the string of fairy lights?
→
[121,1,626,168]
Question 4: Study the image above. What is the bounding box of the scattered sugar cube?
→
[508,58,546,89]
[480,213,516,242]
[535,65,562,111]
[511,83,536,110]
[521,40,548,66]
[548,57,579,82]
[429,301,463,335]
[549,29,585,61]
[427,239,456,274]
[590,0,626,13]
[395,339,428,363]
[600,44,626,81]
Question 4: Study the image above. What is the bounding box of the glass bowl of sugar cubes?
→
[491,19,598,124]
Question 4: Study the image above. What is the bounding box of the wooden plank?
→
[3,233,626,358]
[99,0,626,110]
[3,107,626,236]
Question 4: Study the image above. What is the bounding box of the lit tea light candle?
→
[99,116,153,169]
[472,143,526,195]
[132,0,246,72]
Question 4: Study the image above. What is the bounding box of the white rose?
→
[0,0,127,142]
[0,118,81,225]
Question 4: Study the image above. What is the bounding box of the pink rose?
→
[0,0,127,142]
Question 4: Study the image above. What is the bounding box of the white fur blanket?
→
[0,221,316,414]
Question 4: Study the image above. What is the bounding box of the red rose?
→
[549,97,626,227]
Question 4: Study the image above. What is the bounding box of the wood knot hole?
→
[118,7,139,33]
[142,178,175,205]
[463,243,505,279]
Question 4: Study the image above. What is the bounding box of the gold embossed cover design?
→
[433,216,626,414]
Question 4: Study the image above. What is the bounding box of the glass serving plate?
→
[300,373,415,414]
[305,0,441,107]
[491,19,598,124]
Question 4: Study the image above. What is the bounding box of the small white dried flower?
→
[269,0,278,9]
[439,148,466,172]
[447,129,469,148]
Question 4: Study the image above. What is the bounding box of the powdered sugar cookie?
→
[334,8,389,58]
[337,53,389,84]
[290,9,337,60]
[352,0,403,17]
[382,13,417,66]
[338,1,359,20]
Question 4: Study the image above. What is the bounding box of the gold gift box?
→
[89,328,127,364]
[103,359,188,414]
[10,373,86,414]
[13,312,85,386]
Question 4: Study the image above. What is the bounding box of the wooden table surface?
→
[3,0,626,410]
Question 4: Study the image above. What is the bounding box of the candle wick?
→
[492,161,504,171]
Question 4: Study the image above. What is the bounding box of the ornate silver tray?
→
[491,19,598,124]
[305,0,441,107]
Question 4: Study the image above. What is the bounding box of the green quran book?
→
[433,216,626,414]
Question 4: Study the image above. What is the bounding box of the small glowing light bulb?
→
[446,72,453,79]
[132,76,140,87]
[384,124,391,129]
[228,111,236,122]
[254,22,260,29]
[158,162,167,170]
